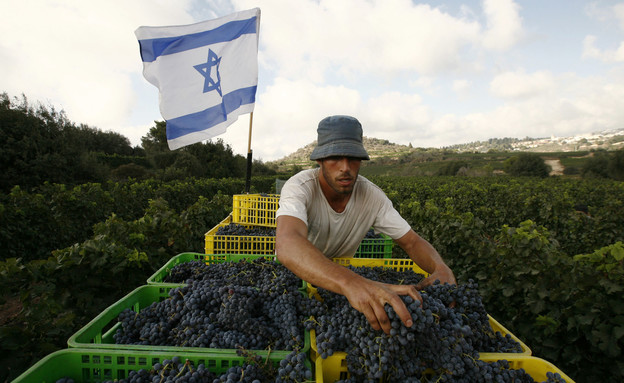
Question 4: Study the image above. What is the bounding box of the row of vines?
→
[1,175,623,383]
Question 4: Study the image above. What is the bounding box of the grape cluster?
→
[162,258,302,296]
[114,282,309,352]
[216,223,276,237]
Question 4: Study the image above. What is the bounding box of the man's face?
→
[318,156,362,195]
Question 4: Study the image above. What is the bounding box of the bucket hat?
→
[309,115,370,160]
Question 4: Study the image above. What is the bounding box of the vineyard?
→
[0,175,623,382]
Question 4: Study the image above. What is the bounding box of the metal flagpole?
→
[244,112,254,193]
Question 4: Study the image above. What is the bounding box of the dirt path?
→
[545,159,564,176]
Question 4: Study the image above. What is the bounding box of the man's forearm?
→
[276,234,360,296]
[397,230,455,285]
[275,216,362,296]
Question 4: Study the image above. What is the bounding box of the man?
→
[275,115,456,334]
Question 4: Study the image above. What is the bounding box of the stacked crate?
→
[205,193,394,258]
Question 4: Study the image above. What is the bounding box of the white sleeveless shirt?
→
[276,169,411,258]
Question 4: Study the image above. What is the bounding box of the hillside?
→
[269,128,624,175]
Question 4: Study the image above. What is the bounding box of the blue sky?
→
[2,0,624,161]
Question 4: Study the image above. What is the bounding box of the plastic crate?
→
[314,354,574,383]
[12,348,295,383]
[205,216,391,258]
[67,285,309,358]
[232,193,280,228]
[330,257,428,272]
[354,233,393,258]
[205,214,276,255]
[146,252,306,291]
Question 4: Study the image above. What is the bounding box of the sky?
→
[2,0,624,162]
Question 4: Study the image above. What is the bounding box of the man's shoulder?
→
[287,168,319,185]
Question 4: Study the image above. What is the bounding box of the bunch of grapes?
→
[310,271,564,383]
[162,258,302,297]
[216,223,276,237]
[114,282,312,352]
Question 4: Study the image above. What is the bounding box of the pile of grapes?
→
[161,257,302,295]
[308,266,565,382]
[216,223,276,237]
[111,258,566,382]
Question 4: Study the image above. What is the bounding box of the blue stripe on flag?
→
[139,17,257,62]
[165,86,257,140]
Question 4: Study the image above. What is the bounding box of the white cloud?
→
[582,35,624,62]
[418,72,624,148]
[256,0,483,79]
[616,4,624,30]
[360,91,431,143]
[490,70,555,100]
[452,79,471,98]
[0,0,194,134]
[481,0,524,51]
[219,77,363,161]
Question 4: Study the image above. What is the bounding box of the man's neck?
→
[319,175,352,213]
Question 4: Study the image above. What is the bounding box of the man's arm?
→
[276,215,420,334]
[394,229,456,289]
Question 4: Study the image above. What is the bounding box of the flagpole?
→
[244,112,254,193]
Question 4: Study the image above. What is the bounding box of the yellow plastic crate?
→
[314,354,575,383]
[205,214,276,255]
[232,193,280,228]
[206,218,393,258]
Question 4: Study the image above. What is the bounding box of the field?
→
[1,175,623,383]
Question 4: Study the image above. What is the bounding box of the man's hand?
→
[342,277,422,334]
[414,265,457,290]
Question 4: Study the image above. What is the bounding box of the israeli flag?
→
[135,8,260,150]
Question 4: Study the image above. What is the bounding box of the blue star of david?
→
[194,49,222,96]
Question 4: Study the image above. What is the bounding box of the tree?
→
[607,149,624,181]
[140,120,249,180]
[582,149,624,180]
[581,153,610,179]
[437,160,469,176]
[503,153,550,177]
[0,92,134,190]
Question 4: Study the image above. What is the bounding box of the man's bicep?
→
[276,215,308,239]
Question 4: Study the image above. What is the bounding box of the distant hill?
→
[269,128,624,173]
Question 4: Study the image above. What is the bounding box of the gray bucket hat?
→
[309,115,370,160]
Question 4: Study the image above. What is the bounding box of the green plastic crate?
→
[12,348,294,383]
[354,233,393,258]
[314,354,575,383]
[67,285,310,358]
